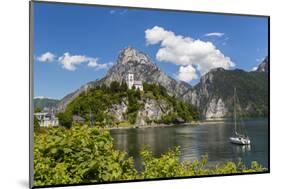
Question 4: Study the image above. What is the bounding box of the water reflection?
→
[110,119,268,170]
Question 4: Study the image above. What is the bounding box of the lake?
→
[110,119,269,171]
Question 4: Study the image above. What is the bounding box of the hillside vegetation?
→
[59,82,199,128]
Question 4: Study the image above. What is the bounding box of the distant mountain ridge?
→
[34,98,59,110]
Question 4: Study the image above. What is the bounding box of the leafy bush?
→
[57,112,72,129]
[34,116,40,131]
[140,146,266,179]
[34,126,137,186]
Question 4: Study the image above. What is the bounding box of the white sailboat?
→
[229,88,251,145]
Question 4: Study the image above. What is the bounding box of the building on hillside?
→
[72,115,85,124]
[34,112,59,127]
[126,72,143,91]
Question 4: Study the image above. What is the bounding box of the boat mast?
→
[234,87,238,136]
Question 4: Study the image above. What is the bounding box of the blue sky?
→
[33,2,268,99]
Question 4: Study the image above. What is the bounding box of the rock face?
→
[58,47,190,110]
[205,98,228,119]
[136,98,171,125]
[106,98,128,121]
[183,66,268,119]
[256,56,268,72]
[105,97,172,126]
[182,68,229,119]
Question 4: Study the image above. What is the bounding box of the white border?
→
[0,0,279,189]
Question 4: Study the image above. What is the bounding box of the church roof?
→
[134,81,142,85]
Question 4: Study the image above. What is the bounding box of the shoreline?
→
[107,120,226,130]
[106,117,268,130]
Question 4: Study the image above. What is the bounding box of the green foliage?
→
[34,126,137,187]
[34,126,266,186]
[139,147,266,179]
[34,107,41,113]
[34,115,40,131]
[57,112,72,129]
[127,89,142,124]
[160,112,177,124]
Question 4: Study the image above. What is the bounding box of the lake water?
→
[110,119,269,170]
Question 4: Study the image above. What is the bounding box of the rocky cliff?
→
[183,66,268,119]
[106,97,172,126]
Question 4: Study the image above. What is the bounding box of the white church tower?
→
[126,72,143,91]
[126,72,134,90]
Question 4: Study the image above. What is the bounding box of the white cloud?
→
[178,65,198,82]
[57,52,113,71]
[37,52,56,62]
[88,60,113,70]
[204,32,225,37]
[145,26,234,82]
[58,53,91,71]
[252,66,258,71]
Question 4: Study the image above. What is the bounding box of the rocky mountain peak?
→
[117,46,154,66]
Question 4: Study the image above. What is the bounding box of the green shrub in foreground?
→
[34,126,266,186]
[34,126,137,186]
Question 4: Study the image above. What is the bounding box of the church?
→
[126,72,143,91]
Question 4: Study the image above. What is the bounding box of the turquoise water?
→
[110,119,269,170]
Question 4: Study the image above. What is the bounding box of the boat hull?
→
[229,136,251,145]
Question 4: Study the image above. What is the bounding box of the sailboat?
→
[229,88,251,145]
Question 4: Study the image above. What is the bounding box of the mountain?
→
[256,56,268,72]
[58,47,190,110]
[183,66,268,119]
[34,98,59,110]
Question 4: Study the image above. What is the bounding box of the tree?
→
[120,81,128,92]
[110,81,120,93]
[34,107,41,113]
[57,112,72,129]
[34,115,40,131]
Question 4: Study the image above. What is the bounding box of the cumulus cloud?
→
[178,65,198,82]
[57,52,113,71]
[204,32,225,37]
[88,60,114,70]
[145,26,234,82]
[37,52,56,62]
[58,53,91,71]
